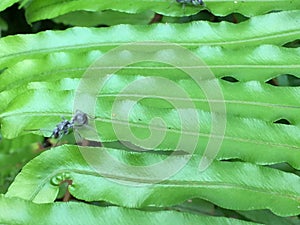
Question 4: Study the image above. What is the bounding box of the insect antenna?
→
[24,128,53,137]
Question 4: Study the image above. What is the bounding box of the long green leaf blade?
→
[1,88,300,169]
[23,0,300,22]
[1,45,300,93]
[1,10,300,68]
[5,145,300,216]
[0,196,262,225]
[2,65,300,123]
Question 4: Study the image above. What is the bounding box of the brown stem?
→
[62,180,73,202]
[149,13,163,24]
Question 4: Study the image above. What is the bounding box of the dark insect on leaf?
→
[25,110,96,147]
[176,0,205,6]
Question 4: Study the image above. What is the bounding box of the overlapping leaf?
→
[53,10,155,26]
[237,210,300,225]
[1,74,300,168]
[0,196,262,225]
[0,0,19,12]
[1,44,300,141]
[4,69,300,122]
[1,45,300,94]
[1,10,300,69]
[0,4,300,222]
[5,145,300,216]
[21,0,300,23]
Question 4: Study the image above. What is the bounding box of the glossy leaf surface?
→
[1,78,300,169]
[1,10,300,69]
[22,0,300,22]
[5,145,300,216]
[1,45,300,94]
[0,196,262,225]
[1,4,300,223]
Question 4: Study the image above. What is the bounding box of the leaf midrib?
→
[3,111,300,150]
[2,31,300,63]
[97,93,300,109]
[29,167,300,203]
